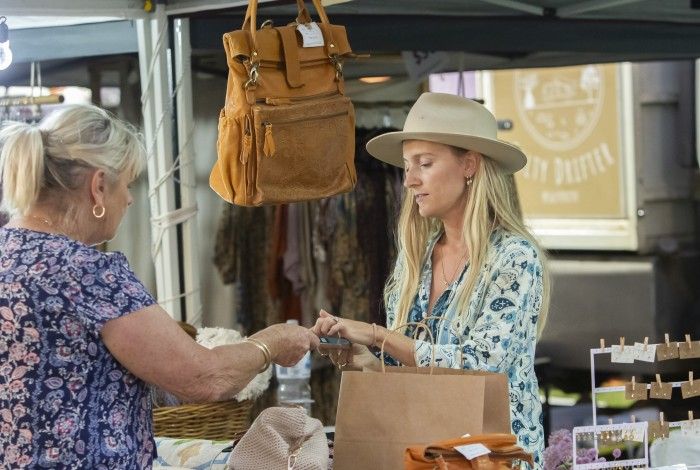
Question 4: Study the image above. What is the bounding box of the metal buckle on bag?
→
[244,61,260,89]
[329,54,343,80]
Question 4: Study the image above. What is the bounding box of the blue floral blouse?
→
[0,228,157,469]
[386,229,545,467]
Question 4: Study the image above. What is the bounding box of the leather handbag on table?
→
[210,0,357,206]
[404,433,534,470]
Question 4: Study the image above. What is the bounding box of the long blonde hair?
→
[0,104,145,217]
[384,147,551,339]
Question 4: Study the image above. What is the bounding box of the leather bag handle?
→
[242,0,336,59]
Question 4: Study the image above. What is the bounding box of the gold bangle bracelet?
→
[245,338,271,373]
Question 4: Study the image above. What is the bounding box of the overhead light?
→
[0,17,12,71]
[359,76,391,84]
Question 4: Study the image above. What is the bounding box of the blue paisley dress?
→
[0,228,157,469]
[386,229,545,468]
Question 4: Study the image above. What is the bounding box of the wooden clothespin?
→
[660,411,665,425]
[643,337,649,351]
[686,334,693,347]
[608,417,614,425]
[600,338,606,350]
[656,374,662,386]
[690,410,695,422]
[631,415,636,423]
[665,333,671,346]
[690,371,694,387]
[620,337,625,352]
[631,375,636,390]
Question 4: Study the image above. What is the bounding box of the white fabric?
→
[650,433,700,467]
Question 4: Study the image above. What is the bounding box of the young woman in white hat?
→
[313,92,550,467]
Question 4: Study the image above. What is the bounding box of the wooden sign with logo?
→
[490,64,623,219]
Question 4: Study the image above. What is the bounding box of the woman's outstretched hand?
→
[311,309,373,346]
[311,310,382,371]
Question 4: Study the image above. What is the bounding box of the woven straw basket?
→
[153,399,253,441]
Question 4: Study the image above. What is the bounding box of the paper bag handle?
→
[380,315,465,374]
[380,321,436,374]
[242,0,335,57]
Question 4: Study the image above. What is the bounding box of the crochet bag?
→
[229,406,328,470]
[210,0,357,206]
[404,433,534,470]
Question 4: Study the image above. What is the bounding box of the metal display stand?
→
[584,340,697,467]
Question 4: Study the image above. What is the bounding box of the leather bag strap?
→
[278,27,304,88]
[242,0,336,58]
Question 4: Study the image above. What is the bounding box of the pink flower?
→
[8,380,24,393]
[12,404,26,418]
[0,307,13,321]
[9,343,27,361]
[4,444,19,464]
[544,429,574,470]
[23,327,39,341]
[18,428,32,444]
[1,321,15,334]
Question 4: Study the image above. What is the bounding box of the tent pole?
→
[173,18,203,327]
[136,4,182,319]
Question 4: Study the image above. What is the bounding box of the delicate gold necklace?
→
[439,241,468,288]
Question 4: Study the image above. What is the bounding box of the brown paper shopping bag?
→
[333,367,511,470]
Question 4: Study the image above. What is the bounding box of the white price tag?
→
[633,342,656,362]
[610,345,635,363]
[454,443,490,460]
[296,22,325,47]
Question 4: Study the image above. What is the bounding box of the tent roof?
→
[1,0,699,86]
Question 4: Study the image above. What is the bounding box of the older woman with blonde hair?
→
[313,92,550,467]
[0,104,319,469]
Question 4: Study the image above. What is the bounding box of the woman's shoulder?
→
[490,230,542,263]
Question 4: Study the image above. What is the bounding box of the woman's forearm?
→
[374,325,417,366]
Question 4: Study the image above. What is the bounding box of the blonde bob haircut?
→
[0,104,145,217]
[383,146,551,339]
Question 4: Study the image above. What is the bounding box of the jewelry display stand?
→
[571,336,699,469]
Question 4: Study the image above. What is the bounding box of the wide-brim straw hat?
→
[366,92,527,174]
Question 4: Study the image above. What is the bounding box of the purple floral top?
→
[0,228,157,469]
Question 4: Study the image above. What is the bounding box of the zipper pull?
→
[263,122,275,157]
[240,115,252,164]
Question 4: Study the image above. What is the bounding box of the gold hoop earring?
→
[92,204,106,219]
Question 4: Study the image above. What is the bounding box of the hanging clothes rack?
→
[0,95,64,107]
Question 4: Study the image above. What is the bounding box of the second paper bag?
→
[333,367,511,470]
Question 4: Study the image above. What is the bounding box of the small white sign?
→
[633,342,657,362]
[297,22,325,48]
[454,443,490,460]
[610,345,635,363]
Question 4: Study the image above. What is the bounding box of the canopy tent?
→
[1,0,699,324]
[4,0,700,83]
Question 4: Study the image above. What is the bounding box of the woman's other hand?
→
[253,323,320,367]
[347,344,382,371]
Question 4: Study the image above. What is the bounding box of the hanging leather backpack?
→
[210,0,357,206]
